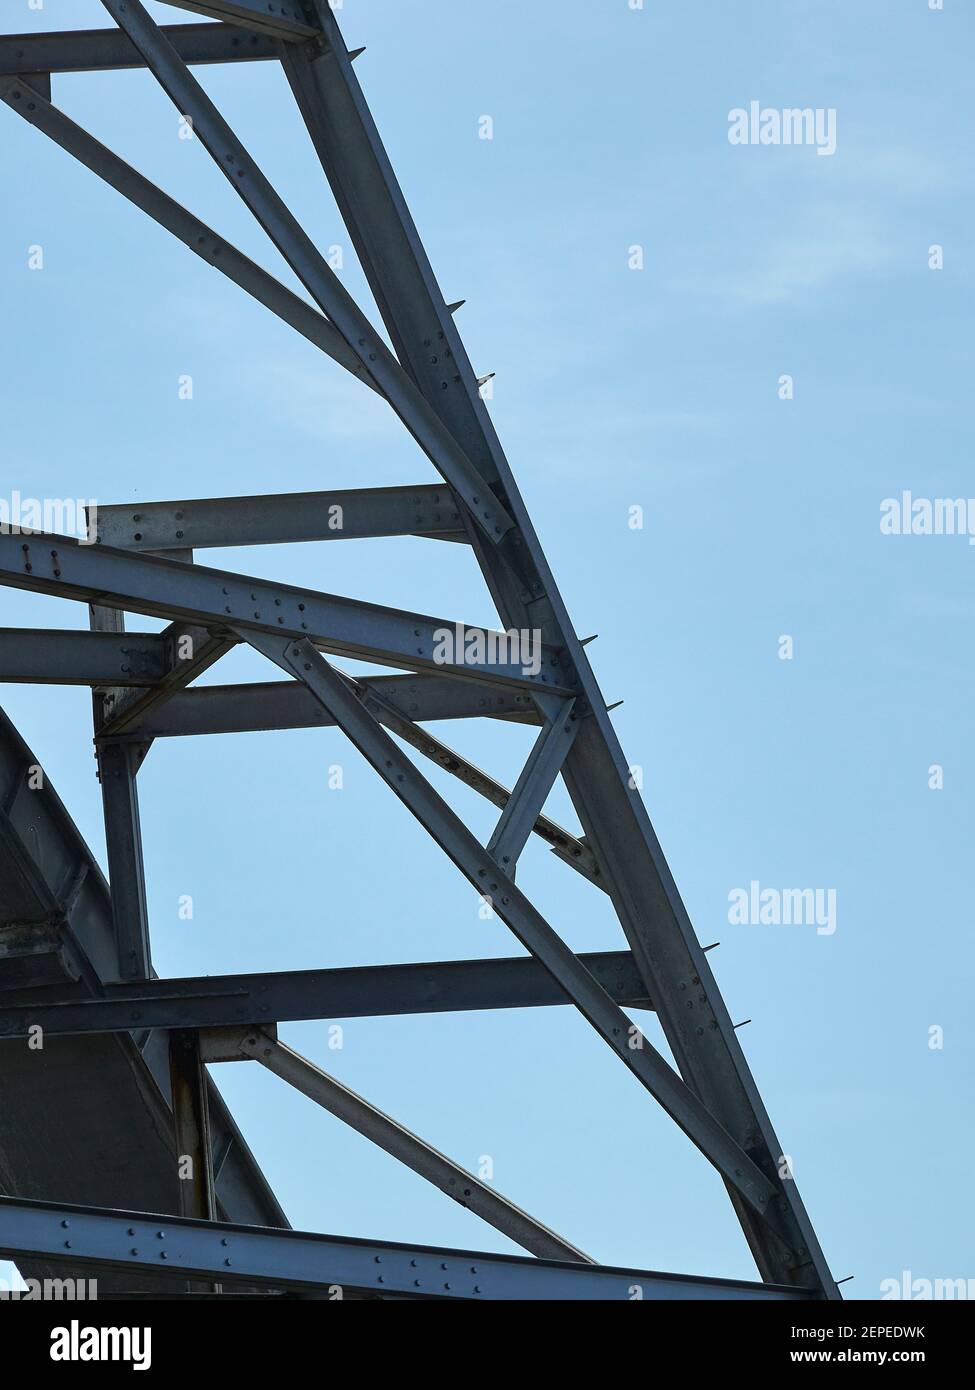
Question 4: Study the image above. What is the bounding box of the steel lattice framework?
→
[0,0,837,1301]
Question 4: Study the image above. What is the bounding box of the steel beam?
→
[88,604,153,983]
[155,0,317,40]
[94,485,466,552]
[110,676,539,739]
[96,740,152,980]
[169,1030,218,1222]
[290,1,837,1295]
[0,1196,814,1300]
[0,24,278,76]
[0,77,377,395]
[242,632,784,1230]
[100,0,515,545]
[0,533,569,694]
[240,1030,590,1263]
[487,699,579,875]
[0,628,169,686]
[0,951,652,1040]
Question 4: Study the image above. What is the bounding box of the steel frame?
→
[0,0,838,1300]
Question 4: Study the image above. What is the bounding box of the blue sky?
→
[1,0,972,1297]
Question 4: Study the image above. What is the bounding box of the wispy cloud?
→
[715,203,899,309]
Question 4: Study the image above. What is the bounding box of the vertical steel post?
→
[90,604,152,981]
[169,1028,218,1221]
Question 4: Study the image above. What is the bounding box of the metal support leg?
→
[169,1029,217,1221]
[90,605,152,981]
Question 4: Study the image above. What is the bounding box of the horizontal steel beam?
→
[0,23,278,76]
[109,675,539,738]
[94,485,466,552]
[0,628,169,686]
[0,951,653,1039]
[0,533,571,695]
[0,1196,813,1300]
[155,0,318,40]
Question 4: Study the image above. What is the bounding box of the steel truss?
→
[0,0,838,1299]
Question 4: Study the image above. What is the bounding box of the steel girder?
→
[0,0,839,1299]
[157,0,317,40]
[0,629,172,685]
[0,532,570,695]
[0,23,279,75]
[0,951,653,1040]
[93,485,466,550]
[0,1196,814,1301]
